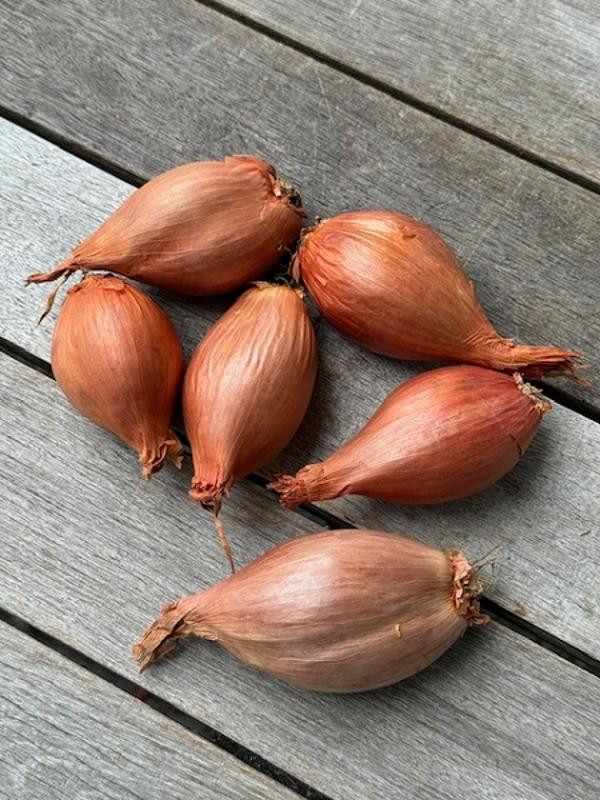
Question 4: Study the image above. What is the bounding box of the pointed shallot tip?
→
[267,475,306,508]
[134,638,178,673]
[515,350,585,385]
[32,269,75,325]
[448,551,488,626]
[132,599,192,672]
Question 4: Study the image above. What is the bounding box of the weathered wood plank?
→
[1,119,599,659]
[2,352,600,800]
[226,0,600,183]
[0,0,598,410]
[0,621,298,800]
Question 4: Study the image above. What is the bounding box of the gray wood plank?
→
[2,352,600,800]
[1,119,599,659]
[0,621,297,800]
[227,0,600,183]
[0,0,598,410]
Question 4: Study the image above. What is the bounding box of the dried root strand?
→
[189,479,235,572]
[214,514,236,574]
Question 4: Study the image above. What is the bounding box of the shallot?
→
[28,156,303,297]
[133,529,486,692]
[271,365,550,507]
[51,275,183,477]
[293,210,578,377]
[183,283,317,568]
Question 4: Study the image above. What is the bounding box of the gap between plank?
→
[479,597,600,679]
[195,0,600,198]
[2,334,600,678]
[0,105,144,187]
[539,383,600,425]
[0,606,332,800]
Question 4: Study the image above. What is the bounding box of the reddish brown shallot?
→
[51,275,183,477]
[293,210,579,378]
[183,283,317,569]
[28,156,303,302]
[271,365,550,508]
[133,529,487,692]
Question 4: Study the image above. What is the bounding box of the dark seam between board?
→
[0,606,334,800]
[195,0,600,198]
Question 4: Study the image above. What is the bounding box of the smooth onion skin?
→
[29,156,303,295]
[133,530,485,692]
[51,275,183,476]
[183,283,317,510]
[271,365,550,508]
[294,210,578,375]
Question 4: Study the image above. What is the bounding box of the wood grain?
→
[1,119,598,658]
[2,352,600,800]
[226,0,600,183]
[0,621,298,800]
[0,0,598,410]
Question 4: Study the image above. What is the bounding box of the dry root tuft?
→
[448,551,488,626]
[140,433,183,478]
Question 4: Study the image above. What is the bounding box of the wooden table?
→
[1,2,599,797]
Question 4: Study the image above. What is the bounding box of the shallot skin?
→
[133,530,485,692]
[271,365,550,508]
[28,156,303,295]
[51,275,183,477]
[183,283,317,511]
[294,210,578,376]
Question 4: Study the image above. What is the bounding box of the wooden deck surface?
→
[1,1,599,798]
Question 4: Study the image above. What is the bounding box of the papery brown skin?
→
[183,282,317,516]
[293,210,579,377]
[28,156,303,295]
[270,365,550,508]
[51,275,184,477]
[133,530,486,693]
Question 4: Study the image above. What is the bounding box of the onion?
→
[133,529,486,692]
[270,365,550,508]
[293,210,579,377]
[52,275,183,477]
[28,156,303,296]
[183,283,317,569]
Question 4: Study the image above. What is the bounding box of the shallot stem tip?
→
[268,474,307,508]
[34,269,75,325]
